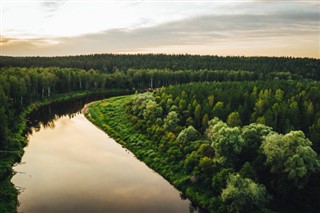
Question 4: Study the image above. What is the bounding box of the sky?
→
[1,0,319,58]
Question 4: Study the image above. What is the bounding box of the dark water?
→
[12,97,198,213]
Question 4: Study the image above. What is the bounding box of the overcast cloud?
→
[1,1,319,57]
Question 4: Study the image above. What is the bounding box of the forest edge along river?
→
[11,96,199,213]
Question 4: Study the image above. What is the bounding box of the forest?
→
[1,54,319,80]
[0,54,319,212]
[123,81,320,212]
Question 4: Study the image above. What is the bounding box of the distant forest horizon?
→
[2,53,318,59]
[1,54,319,79]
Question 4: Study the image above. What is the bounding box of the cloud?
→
[2,9,319,57]
[61,10,318,47]
[41,0,68,13]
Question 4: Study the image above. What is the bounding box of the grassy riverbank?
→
[85,95,210,212]
[0,89,130,213]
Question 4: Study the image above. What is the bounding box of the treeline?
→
[0,67,295,117]
[0,68,261,116]
[125,82,320,211]
[1,54,319,79]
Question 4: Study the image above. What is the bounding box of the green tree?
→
[130,92,154,117]
[262,131,320,187]
[227,112,242,127]
[179,99,187,111]
[212,168,234,194]
[195,104,202,126]
[199,156,214,174]
[212,101,224,119]
[289,100,300,127]
[275,89,284,102]
[241,123,273,162]
[198,143,214,158]
[163,111,180,132]
[309,118,320,153]
[143,100,163,124]
[202,113,209,129]
[208,95,215,108]
[254,99,265,116]
[208,123,245,166]
[239,162,257,181]
[184,151,200,173]
[241,123,273,147]
[221,174,270,213]
[206,118,227,142]
[0,107,9,146]
[186,116,194,126]
[176,126,200,145]
[272,103,280,129]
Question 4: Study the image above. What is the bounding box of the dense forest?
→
[151,81,320,152]
[1,54,319,79]
[0,54,319,212]
[123,81,320,212]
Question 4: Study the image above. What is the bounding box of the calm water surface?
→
[12,99,197,213]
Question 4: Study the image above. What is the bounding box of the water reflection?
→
[13,95,201,213]
[26,94,116,134]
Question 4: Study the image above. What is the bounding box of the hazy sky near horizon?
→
[1,0,319,57]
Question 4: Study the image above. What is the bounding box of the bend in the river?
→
[12,97,198,213]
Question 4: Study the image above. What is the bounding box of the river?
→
[11,97,198,213]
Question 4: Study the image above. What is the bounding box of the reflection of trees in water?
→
[180,192,204,213]
[25,94,119,136]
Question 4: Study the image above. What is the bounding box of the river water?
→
[12,98,197,213]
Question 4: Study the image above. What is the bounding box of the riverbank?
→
[85,95,209,212]
[0,89,131,212]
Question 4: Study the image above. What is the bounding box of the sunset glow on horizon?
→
[1,0,319,58]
